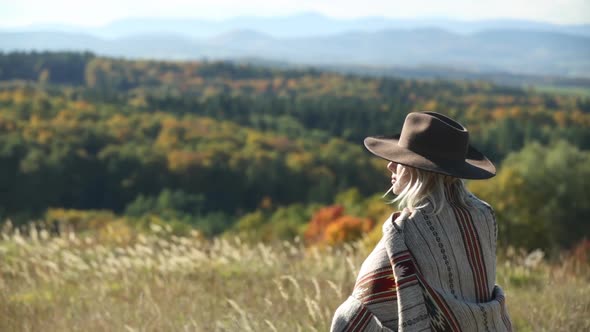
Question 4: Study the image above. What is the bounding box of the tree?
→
[469,140,590,251]
[304,205,374,246]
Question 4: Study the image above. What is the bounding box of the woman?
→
[331,112,512,332]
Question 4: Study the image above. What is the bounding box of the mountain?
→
[0,31,106,51]
[7,13,590,39]
[2,28,588,78]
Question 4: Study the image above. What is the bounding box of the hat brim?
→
[364,135,496,180]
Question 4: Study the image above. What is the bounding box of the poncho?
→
[331,192,512,332]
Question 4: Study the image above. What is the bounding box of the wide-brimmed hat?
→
[364,112,496,179]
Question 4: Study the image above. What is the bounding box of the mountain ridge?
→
[4,12,590,39]
[1,27,589,78]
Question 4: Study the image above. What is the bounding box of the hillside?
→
[0,52,589,250]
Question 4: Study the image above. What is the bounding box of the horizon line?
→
[1,11,589,29]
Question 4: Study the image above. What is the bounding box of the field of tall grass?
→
[1,222,589,332]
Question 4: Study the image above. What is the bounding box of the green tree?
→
[470,141,590,250]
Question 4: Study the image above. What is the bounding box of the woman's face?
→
[387,161,411,195]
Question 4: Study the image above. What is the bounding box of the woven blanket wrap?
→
[331,193,513,332]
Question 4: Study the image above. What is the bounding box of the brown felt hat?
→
[364,112,496,179]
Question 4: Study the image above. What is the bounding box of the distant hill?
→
[6,13,590,39]
[1,28,589,78]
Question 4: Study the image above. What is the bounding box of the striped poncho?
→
[330,192,512,332]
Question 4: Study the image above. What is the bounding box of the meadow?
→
[1,222,588,332]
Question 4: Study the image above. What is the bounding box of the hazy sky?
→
[1,0,589,27]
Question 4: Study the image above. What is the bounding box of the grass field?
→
[1,223,589,332]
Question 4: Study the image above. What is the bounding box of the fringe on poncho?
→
[331,193,512,332]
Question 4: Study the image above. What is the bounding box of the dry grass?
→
[0,223,588,332]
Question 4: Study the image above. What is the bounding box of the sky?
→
[1,0,589,27]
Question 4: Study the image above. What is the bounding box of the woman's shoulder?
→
[465,192,496,217]
[382,193,496,234]
[411,192,495,222]
[382,210,407,235]
[382,208,420,235]
[466,191,492,206]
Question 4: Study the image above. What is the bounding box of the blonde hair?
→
[383,165,472,214]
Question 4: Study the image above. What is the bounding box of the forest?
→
[0,51,589,251]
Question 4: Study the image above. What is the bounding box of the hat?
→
[363,112,496,179]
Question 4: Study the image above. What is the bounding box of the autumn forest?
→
[0,51,589,251]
